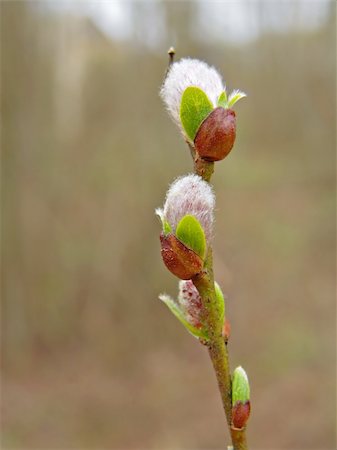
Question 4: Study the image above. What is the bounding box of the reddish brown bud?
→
[232,401,251,430]
[160,233,203,280]
[223,318,231,342]
[194,107,236,161]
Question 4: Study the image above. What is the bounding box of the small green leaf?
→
[214,281,225,324]
[217,90,228,108]
[175,214,206,259]
[159,293,209,340]
[227,90,246,108]
[155,208,172,235]
[180,87,213,140]
[232,366,250,404]
[163,220,172,234]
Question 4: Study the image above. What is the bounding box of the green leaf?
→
[214,281,225,324]
[163,220,171,234]
[159,294,209,340]
[217,90,228,108]
[227,90,246,108]
[180,87,213,140]
[155,208,172,235]
[175,214,206,259]
[232,366,250,404]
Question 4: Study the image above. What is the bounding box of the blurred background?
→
[1,1,336,449]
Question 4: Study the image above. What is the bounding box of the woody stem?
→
[192,249,232,425]
[193,158,248,450]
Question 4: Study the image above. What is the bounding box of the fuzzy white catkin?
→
[178,279,202,328]
[159,174,215,245]
[160,58,224,133]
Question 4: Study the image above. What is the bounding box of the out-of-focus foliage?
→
[1,1,336,449]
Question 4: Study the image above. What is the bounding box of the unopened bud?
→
[162,174,215,245]
[231,366,251,429]
[159,280,208,341]
[232,401,251,430]
[160,58,224,140]
[194,107,236,161]
[160,233,203,280]
[160,58,245,149]
[156,175,215,279]
[178,280,203,328]
[223,318,231,342]
[214,281,225,326]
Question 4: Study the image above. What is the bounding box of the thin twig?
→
[164,46,175,79]
[192,157,248,450]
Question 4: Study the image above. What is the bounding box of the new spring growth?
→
[231,366,251,430]
[158,52,250,449]
[160,58,246,161]
[156,174,215,279]
[159,280,225,342]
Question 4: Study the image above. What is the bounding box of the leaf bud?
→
[159,280,208,340]
[156,175,215,279]
[223,318,231,342]
[160,58,224,140]
[160,58,246,151]
[160,233,203,280]
[231,366,251,429]
[178,279,203,329]
[194,107,236,161]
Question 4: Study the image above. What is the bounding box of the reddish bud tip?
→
[232,400,251,430]
[194,107,236,161]
[160,233,203,280]
[223,318,231,341]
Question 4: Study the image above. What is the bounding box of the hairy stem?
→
[193,157,248,450]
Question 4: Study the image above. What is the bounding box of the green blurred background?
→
[1,1,336,449]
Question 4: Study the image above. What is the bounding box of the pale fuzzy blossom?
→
[156,174,215,245]
[160,58,224,132]
[178,279,202,328]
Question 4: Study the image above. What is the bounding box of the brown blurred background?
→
[1,1,336,449]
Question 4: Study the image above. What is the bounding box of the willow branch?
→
[192,249,232,425]
[192,157,248,450]
[230,427,248,450]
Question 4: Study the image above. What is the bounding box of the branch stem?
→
[192,156,248,450]
[192,250,232,425]
[187,142,214,182]
[230,427,248,450]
